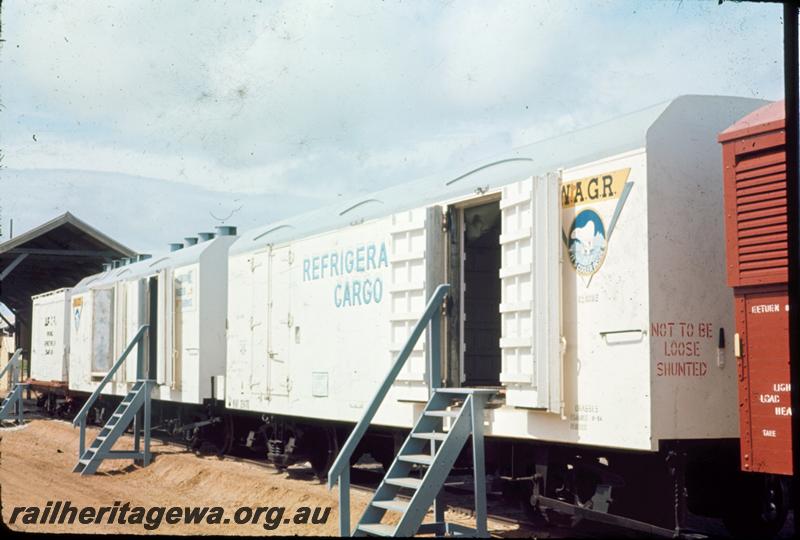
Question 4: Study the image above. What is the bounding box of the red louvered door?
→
[724,129,787,287]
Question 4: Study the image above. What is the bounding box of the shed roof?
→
[0,212,136,316]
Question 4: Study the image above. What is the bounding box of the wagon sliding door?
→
[267,246,293,397]
[389,206,445,402]
[226,252,265,401]
[499,172,563,412]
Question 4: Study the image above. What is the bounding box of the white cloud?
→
[0,0,785,234]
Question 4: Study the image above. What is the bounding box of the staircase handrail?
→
[73,325,148,427]
[0,348,23,383]
[327,284,449,489]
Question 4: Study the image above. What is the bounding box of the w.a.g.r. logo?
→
[561,168,633,286]
[568,209,607,275]
[72,296,83,330]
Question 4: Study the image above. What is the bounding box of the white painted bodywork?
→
[68,236,235,404]
[227,96,767,451]
[30,288,71,382]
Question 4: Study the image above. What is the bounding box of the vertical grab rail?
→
[327,284,449,536]
[72,325,149,458]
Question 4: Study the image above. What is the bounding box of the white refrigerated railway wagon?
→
[30,288,72,383]
[226,95,767,452]
[69,233,236,405]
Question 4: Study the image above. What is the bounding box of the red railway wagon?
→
[719,100,793,476]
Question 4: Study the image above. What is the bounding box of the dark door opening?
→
[147,276,158,380]
[462,201,502,386]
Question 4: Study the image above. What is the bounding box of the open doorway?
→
[461,201,502,386]
[147,275,158,380]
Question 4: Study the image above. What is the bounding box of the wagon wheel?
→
[184,412,205,454]
[308,425,338,482]
[215,414,235,459]
[183,412,226,456]
[722,473,789,539]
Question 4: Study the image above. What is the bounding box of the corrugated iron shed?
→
[0,212,135,358]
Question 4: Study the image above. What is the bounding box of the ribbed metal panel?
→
[733,148,788,284]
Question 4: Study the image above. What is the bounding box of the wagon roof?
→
[231,95,767,256]
[718,99,785,142]
[71,234,233,293]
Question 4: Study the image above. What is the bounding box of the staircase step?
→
[434,387,496,395]
[356,523,395,537]
[385,477,422,489]
[398,454,434,465]
[424,410,460,418]
[412,432,448,441]
[79,458,91,465]
[371,498,409,513]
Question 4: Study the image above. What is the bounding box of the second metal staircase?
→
[73,379,153,475]
[73,325,153,475]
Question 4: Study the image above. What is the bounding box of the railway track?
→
[8,408,570,537]
[14,404,720,538]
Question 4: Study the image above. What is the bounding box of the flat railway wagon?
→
[223,95,779,536]
[28,288,76,416]
[22,94,787,537]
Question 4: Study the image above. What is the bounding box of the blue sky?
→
[0,0,786,250]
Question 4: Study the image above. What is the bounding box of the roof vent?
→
[184,237,198,246]
[216,225,237,236]
[102,263,112,272]
[112,259,121,268]
[339,199,383,216]
[198,232,216,242]
[169,243,184,252]
[137,254,152,261]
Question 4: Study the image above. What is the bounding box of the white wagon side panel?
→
[227,216,424,427]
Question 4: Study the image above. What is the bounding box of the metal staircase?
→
[0,349,27,424]
[73,325,153,475]
[328,284,495,537]
[73,379,154,475]
[355,388,494,537]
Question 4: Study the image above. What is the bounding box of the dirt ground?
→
[0,419,534,536]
